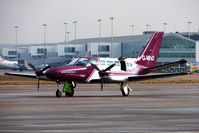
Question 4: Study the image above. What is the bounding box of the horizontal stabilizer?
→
[145,59,187,73]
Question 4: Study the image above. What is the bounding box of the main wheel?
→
[121,86,130,96]
[56,89,62,97]
[120,82,130,96]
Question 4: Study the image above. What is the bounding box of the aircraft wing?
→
[4,72,48,80]
[90,71,190,83]
[128,72,190,82]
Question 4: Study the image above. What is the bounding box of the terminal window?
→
[65,47,75,53]
[98,45,109,52]
[8,51,17,55]
[37,48,47,54]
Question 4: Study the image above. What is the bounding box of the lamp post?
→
[163,22,167,32]
[188,21,192,39]
[63,22,68,57]
[14,26,18,58]
[67,32,70,41]
[146,24,150,34]
[110,17,114,58]
[131,25,134,35]
[42,24,47,66]
[97,19,102,57]
[198,25,199,33]
[73,21,77,55]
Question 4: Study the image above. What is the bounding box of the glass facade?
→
[8,51,17,55]
[37,48,47,54]
[65,47,75,53]
[157,33,195,72]
[98,45,109,52]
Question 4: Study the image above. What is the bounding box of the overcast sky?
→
[0,0,198,44]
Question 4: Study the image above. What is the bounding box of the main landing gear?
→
[56,81,76,97]
[120,82,132,96]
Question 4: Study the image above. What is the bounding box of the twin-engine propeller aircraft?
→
[5,32,190,97]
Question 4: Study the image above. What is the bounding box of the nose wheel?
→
[56,89,62,97]
[56,82,62,97]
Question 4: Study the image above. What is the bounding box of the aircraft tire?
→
[56,89,62,97]
[121,86,130,96]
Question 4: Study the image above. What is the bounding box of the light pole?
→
[198,25,199,33]
[67,32,70,41]
[131,25,134,35]
[146,24,150,34]
[163,22,167,32]
[110,17,114,58]
[42,24,47,66]
[14,26,18,58]
[73,21,77,56]
[188,21,192,39]
[63,22,68,57]
[97,19,102,57]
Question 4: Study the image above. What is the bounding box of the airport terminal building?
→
[0,32,199,72]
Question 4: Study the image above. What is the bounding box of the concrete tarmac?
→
[0,83,199,132]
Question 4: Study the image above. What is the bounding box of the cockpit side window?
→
[68,58,79,65]
[75,58,89,66]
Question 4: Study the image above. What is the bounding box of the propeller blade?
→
[35,65,50,76]
[29,63,37,71]
[90,63,101,72]
[41,65,50,72]
[104,63,116,72]
[37,78,40,92]
[101,79,103,91]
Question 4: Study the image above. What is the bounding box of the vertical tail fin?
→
[135,32,164,68]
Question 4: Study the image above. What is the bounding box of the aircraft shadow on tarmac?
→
[1,94,169,99]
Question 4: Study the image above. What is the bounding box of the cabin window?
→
[114,61,120,66]
[129,63,133,67]
[90,59,97,65]
[99,60,105,65]
[106,60,113,66]
[126,62,130,67]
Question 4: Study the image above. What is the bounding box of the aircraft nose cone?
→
[45,68,60,80]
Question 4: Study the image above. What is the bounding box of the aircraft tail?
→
[135,32,164,68]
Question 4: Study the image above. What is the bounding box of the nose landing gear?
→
[56,83,62,97]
